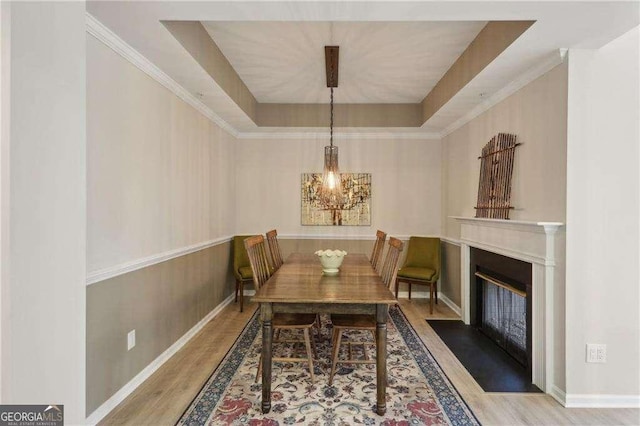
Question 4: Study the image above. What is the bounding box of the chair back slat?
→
[370,230,387,272]
[265,229,284,270]
[380,237,404,290]
[244,235,272,291]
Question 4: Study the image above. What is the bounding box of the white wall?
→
[1,2,86,422]
[87,36,236,274]
[235,137,441,237]
[566,27,639,400]
[0,1,9,400]
[441,62,568,238]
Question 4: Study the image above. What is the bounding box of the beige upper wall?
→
[235,137,441,238]
[87,36,237,273]
[442,61,568,238]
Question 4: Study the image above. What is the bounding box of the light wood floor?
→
[99,297,639,425]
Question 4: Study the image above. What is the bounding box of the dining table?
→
[251,252,397,416]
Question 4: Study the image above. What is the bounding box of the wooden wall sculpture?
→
[475,133,520,219]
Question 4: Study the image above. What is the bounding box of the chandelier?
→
[318,46,345,210]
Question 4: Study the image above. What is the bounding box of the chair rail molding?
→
[452,216,565,396]
[87,236,233,285]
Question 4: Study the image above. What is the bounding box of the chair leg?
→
[429,283,434,315]
[235,278,239,303]
[239,280,244,313]
[395,278,399,299]
[408,283,412,300]
[329,328,343,386]
[303,328,315,384]
[435,280,438,305]
[310,330,318,358]
[314,314,321,335]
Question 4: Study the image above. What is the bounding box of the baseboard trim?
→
[564,394,640,408]
[87,236,233,285]
[438,293,462,317]
[550,385,566,406]
[396,290,430,299]
[85,293,236,425]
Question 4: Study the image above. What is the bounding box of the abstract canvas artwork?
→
[301,173,371,226]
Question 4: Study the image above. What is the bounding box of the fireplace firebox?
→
[470,248,532,378]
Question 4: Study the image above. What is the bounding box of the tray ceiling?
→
[202,21,486,104]
[87,1,640,135]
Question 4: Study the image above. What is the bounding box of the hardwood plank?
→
[99,297,640,426]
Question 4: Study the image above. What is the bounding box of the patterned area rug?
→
[179,306,479,425]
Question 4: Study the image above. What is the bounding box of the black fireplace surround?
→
[469,248,533,378]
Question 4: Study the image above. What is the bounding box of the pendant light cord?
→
[330,87,334,147]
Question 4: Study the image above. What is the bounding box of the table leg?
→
[375,304,388,416]
[260,303,273,413]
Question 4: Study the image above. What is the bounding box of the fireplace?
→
[470,248,532,378]
[453,216,564,395]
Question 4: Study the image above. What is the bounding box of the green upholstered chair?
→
[233,235,253,312]
[395,237,441,314]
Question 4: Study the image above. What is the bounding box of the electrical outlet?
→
[127,330,136,351]
[586,343,606,363]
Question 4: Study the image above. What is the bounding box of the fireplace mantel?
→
[452,216,563,266]
[451,216,565,395]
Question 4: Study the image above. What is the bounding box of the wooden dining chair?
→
[265,229,284,270]
[233,235,254,312]
[395,237,441,314]
[370,230,387,273]
[244,235,318,384]
[328,236,404,385]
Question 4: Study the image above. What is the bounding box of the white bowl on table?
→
[315,249,348,275]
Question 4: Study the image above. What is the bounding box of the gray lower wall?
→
[440,241,462,307]
[86,240,234,414]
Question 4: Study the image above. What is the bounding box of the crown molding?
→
[236,131,441,140]
[85,12,239,138]
[440,48,567,138]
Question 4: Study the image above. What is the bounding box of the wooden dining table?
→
[252,252,397,416]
